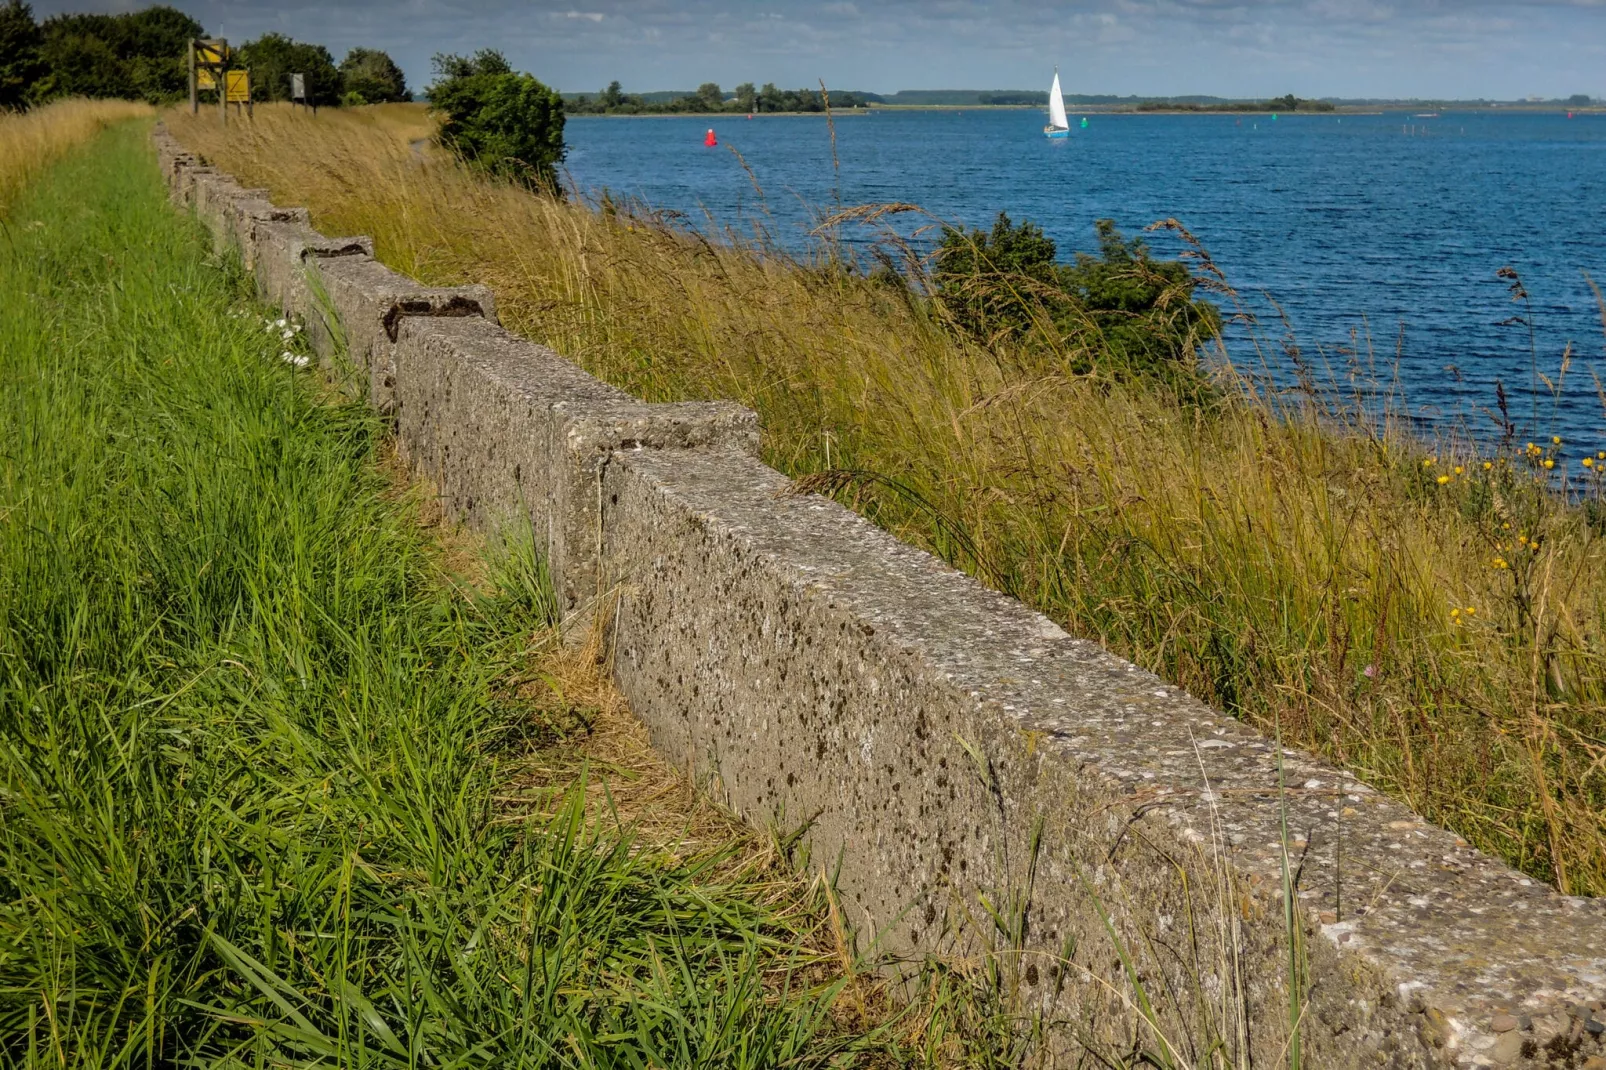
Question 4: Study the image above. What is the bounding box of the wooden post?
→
[188,40,197,114]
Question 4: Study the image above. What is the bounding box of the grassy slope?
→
[0,123,872,1068]
[0,98,153,216]
[166,103,1606,896]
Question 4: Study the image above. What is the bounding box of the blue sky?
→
[37,0,1606,100]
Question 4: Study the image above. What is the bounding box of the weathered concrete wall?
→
[154,125,1606,1069]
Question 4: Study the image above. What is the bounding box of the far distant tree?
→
[758,81,783,113]
[339,47,409,104]
[0,0,46,109]
[239,33,340,106]
[733,81,756,112]
[1568,93,1592,106]
[695,81,723,111]
[601,79,624,108]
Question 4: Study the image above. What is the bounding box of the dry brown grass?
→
[167,102,1606,897]
[0,98,153,216]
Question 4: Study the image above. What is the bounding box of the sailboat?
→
[1044,68,1070,139]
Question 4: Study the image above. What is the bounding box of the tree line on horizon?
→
[565,81,871,115]
[0,0,409,110]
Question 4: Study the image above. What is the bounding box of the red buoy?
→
[704,128,718,146]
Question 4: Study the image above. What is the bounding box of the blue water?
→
[563,110,1606,447]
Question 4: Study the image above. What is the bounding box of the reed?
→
[163,102,1606,900]
[0,97,152,216]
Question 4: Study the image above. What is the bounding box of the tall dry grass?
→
[0,97,152,215]
[167,102,1606,896]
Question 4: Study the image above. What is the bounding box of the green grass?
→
[0,123,869,1068]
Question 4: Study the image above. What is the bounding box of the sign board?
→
[197,69,217,90]
[290,74,306,101]
[195,40,227,66]
[225,69,251,103]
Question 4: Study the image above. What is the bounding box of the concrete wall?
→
[154,126,1606,1069]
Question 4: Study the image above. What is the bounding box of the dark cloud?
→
[32,0,1606,98]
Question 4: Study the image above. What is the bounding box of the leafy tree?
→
[758,81,784,113]
[695,81,723,111]
[0,0,46,109]
[38,27,129,99]
[601,79,624,108]
[339,47,409,104]
[1568,94,1593,106]
[33,6,200,103]
[934,213,1219,383]
[428,50,566,190]
[237,33,340,106]
[733,81,756,112]
[431,48,510,84]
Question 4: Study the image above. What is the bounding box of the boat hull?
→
[1044,127,1069,139]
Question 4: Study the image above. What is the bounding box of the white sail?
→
[1048,70,1069,130]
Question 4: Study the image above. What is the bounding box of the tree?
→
[428,50,566,189]
[237,33,340,106]
[601,79,624,108]
[339,47,408,104]
[758,81,783,113]
[695,81,723,111]
[0,0,46,109]
[35,6,200,103]
[1568,94,1593,106]
[733,81,756,113]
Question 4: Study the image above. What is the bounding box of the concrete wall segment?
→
[391,315,757,615]
[155,125,1606,1069]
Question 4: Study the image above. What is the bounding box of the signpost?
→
[189,38,228,120]
[290,73,316,114]
[226,69,253,118]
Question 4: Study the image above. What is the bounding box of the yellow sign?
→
[196,41,227,66]
[225,70,251,104]
[197,69,217,90]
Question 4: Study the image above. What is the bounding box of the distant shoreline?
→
[565,105,1602,120]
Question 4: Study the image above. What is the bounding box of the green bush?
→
[428,49,566,190]
[934,212,1220,383]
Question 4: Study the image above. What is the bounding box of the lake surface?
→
[563,109,1606,447]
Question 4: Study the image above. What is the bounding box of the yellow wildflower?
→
[1553,436,1563,445]
[1492,558,1508,569]
[1584,457,1595,469]
[1543,458,1555,470]
[1450,608,1461,618]
[1454,465,1464,475]
[1436,474,1452,485]
[1422,457,1435,468]
[1465,606,1476,616]
[1483,461,1493,470]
